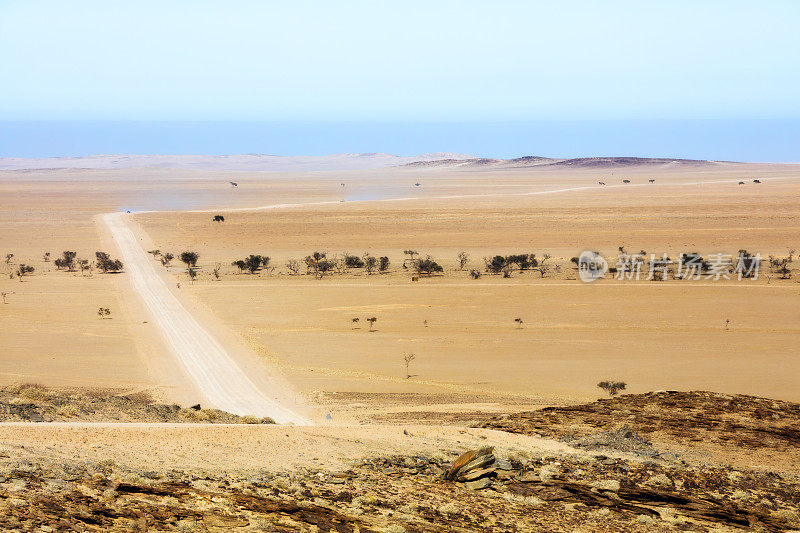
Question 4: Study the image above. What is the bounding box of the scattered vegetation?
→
[403,352,416,379]
[344,254,365,268]
[16,264,34,279]
[597,380,627,396]
[457,251,469,270]
[54,251,78,271]
[180,251,199,273]
[97,307,112,319]
[414,257,444,276]
[233,254,269,274]
[95,252,124,273]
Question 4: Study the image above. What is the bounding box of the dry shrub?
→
[56,406,79,418]
[260,417,276,424]
[181,409,210,422]
[241,415,260,424]
[18,384,51,402]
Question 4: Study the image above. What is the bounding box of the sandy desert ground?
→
[2,156,800,531]
[2,159,800,415]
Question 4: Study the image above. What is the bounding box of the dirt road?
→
[102,212,310,425]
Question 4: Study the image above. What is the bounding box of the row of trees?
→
[483,253,552,278]
[4,251,123,278]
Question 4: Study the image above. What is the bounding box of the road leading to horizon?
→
[102,212,310,425]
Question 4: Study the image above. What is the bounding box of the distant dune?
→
[404,155,728,169]
[0,153,734,172]
[0,153,475,172]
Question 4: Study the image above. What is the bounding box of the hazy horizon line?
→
[1,119,798,162]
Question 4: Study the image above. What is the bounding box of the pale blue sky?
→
[2,1,799,121]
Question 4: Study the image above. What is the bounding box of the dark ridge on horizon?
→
[403,155,736,169]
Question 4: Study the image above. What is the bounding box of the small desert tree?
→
[532,254,551,278]
[77,258,91,274]
[180,251,199,273]
[403,352,416,379]
[415,257,444,277]
[514,317,523,329]
[379,256,390,272]
[344,254,365,268]
[160,252,174,266]
[95,252,124,273]
[4,253,13,264]
[97,307,111,319]
[244,254,265,274]
[597,381,627,397]
[366,316,377,331]
[364,255,378,274]
[54,251,77,271]
[17,264,34,279]
[213,215,225,222]
[286,259,301,275]
[212,264,221,280]
[43,252,50,262]
[188,267,197,281]
[457,251,469,270]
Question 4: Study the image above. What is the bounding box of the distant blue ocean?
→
[1,120,798,162]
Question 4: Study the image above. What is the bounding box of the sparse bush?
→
[54,251,77,271]
[160,252,174,266]
[344,254,365,268]
[97,307,111,319]
[180,251,199,272]
[182,409,210,422]
[19,384,51,402]
[95,252,123,273]
[16,264,34,278]
[213,215,225,222]
[260,416,276,424]
[415,257,443,276]
[597,380,627,396]
[457,251,469,270]
[4,253,13,264]
[469,269,481,279]
[286,258,301,275]
[241,415,260,424]
[403,352,416,378]
[379,256,390,272]
[232,254,267,274]
[364,255,378,274]
[305,252,335,278]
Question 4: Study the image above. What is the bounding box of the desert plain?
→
[1,155,800,531]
